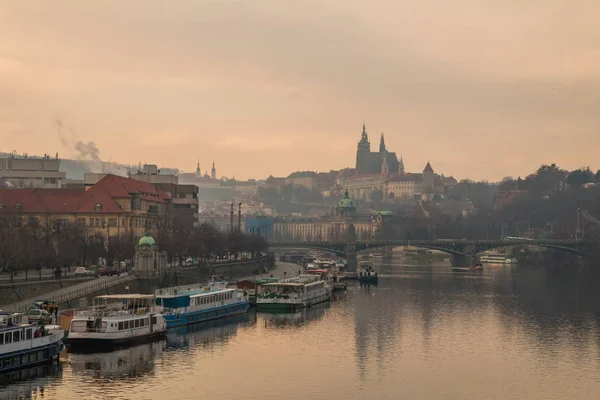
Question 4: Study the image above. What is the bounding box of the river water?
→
[4,261,600,399]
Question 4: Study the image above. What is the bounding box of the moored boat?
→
[156,278,250,328]
[67,294,167,351]
[256,274,332,312]
[357,263,378,284]
[479,252,518,264]
[0,312,64,373]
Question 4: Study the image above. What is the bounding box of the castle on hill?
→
[355,123,404,175]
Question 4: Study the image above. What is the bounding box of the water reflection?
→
[259,302,331,329]
[165,313,253,350]
[67,340,165,380]
[0,364,62,399]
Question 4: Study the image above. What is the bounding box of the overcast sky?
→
[1,1,599,180]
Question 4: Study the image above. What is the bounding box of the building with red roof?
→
[0,174,172,243]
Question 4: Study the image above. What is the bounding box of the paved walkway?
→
[2,274,135,313]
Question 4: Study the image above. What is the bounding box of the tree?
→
[566,167,594,188]
[498,176,516,192]
[595,169,600,184]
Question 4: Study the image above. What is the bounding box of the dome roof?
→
[139,233,156,246]
[338,190,355,209]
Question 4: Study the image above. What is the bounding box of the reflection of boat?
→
[67,340,165,379]
[452,264,484,273]
[166,313,250,350]
[67,294,167,351]
[256,274,331,312]
[479,253,518,264]
[0,363,62,398]
[0,312,64,374]
[156,277,249,328]
[259,302,330,328]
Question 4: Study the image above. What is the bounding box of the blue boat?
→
[0,312,64,374]
[155,279,250,329]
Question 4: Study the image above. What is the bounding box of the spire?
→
[379,132,386,153]
[211,161,216,180]
[196,160,201,176]
[399,155,405,173]
[424,161,434,173]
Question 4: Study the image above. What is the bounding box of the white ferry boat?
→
[155,278,249,328]
[67,294,167,351]
[479,253,518,264]
[308,261,346,291]
[256,274,331,312]
[0,312,64,373]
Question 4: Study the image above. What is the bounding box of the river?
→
[3,260,600,399]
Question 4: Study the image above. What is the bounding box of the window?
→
[134,319,140,328]
[118,322,124,330]
[5,333,11,344]
[108,218,117,226]
[37,351,44,360]
[151,316,157,325]
[0,334,3,344]
[94,203,102,211]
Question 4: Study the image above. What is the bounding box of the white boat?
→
[256,274,331,312]
[479,253,518,264]
[0,312,64,374]
[67,294,167,351]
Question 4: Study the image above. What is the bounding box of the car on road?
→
[74,267,93,275]
[99,267,121,276]
[27,309,53,324]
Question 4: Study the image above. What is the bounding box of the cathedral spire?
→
[379,132,386,153]
[399,155,405,174]
[196,160,201,176]
[211,161,216,180]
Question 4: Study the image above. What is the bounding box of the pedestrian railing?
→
[8,274,136,313]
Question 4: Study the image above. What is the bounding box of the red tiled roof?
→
[92,174,170,202]
[0,187,125,214]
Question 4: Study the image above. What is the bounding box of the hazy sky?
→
[1,1,599,181]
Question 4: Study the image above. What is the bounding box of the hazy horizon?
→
[1,1,599,181]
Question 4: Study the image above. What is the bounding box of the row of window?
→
[192,291,234,306]
[0,328,33,345]
[0,350,46,370]
[117,316,157,331]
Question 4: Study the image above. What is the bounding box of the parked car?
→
[27,309,53,324]
[74,267,93,275]
[99,267,121,276]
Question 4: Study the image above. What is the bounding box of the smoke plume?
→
[74,140,101,161]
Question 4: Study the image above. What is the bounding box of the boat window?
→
[3,359,10,367]
[0,334,3,344]
[151,316,157,325]
[26,329,32,340]
[135,319,140,328]
[118,322,124,330]
[5,333,11,344]
[12,357,19,366]
[37,351,44,360]
[124,321,129,329]
[13,331,20,342]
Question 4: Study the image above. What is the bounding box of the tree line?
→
[380,164,600,242]
[0,214,268,278]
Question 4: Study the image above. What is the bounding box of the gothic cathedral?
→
[355,124,404,175]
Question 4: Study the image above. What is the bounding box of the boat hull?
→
[256,293,331,312]
[163,302,250,328]
[66,330,165,352]
[0,341,63,374]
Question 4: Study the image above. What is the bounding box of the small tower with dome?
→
[134,233,168,278]
[337,189,356,216]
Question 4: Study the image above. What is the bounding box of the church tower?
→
[196,161,201,177]
[356,123,371,173]
[399,156,405,174]
[379,133,386,153]
[211,161,216,180]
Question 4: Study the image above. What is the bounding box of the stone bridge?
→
[268,238,595,268]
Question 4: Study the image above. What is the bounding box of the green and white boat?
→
[256,275,331,312]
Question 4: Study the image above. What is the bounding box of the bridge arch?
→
[268,243,347,256]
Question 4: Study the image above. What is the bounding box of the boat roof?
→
[95,294,155,300]
[189,288,236,299]
[238,278,279,284]
[307,269,329,274]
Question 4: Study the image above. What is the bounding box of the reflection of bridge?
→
[268,239,595,267]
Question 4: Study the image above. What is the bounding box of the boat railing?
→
[74,306,162,317]
[155,282,207,296]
